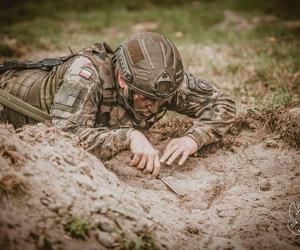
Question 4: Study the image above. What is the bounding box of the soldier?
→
[0,32,236,177]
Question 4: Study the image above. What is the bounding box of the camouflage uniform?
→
[0,42,236,161]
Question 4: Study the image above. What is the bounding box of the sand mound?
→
[0,107,300,249]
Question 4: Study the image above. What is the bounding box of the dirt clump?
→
[279,107,300,148]
[237,102,300,149]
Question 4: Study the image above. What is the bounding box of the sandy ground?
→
[0,111,299,249]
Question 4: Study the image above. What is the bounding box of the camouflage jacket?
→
[0,44,236,160]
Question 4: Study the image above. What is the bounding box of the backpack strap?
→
[0,88,52,122]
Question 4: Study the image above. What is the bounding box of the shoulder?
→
[55,56,103,110]
[61,55,104,96]
[78,43,116,89]
[65,56,100,82]
[178,72,215,95]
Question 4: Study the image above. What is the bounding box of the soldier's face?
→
[117,71,167,117]
[132,93,167,117]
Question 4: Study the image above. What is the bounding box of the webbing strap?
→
[0,89,52,122]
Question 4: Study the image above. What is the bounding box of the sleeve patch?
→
[52,81,87,114]
[196,79,213,92]
[55,83,82,107]
[187,74,213,93]
[79,68,93,80]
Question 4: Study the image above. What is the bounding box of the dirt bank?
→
[0,108,300,249]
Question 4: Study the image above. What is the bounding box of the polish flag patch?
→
[79,68,93,80]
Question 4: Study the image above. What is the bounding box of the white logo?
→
[287,201,300,235]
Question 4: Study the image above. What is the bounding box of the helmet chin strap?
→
[117,88,150,122]
[116,87,167,130]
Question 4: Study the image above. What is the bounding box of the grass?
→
[64,216,91,240]
[126,235,156,250]
[0,0,299,111]
[2,1,299,48]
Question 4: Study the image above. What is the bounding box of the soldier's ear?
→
[117,71,127,89]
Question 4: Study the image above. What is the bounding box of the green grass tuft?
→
[64,217,91,240]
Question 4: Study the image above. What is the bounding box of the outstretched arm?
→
[161,72,236,165]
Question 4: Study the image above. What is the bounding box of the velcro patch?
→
[55,83,82,107]
[196,79,213,91]
[79,68,93,80]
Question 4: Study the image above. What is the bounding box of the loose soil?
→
[0,107,299,250]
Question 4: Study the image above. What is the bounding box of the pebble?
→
[186,225,200,235]
[97,217,117,232]
[97,231,119,248]
[40,197,51,206]
[47,203,62,213]
[254,170,262,176]
[265,139,279,148]
[260,178,271,191]
[79,164,92,178]
[63,154,77,166]
[230,146,238,153]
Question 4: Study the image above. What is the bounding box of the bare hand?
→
[129,130,160,177]
[160,136,198,166]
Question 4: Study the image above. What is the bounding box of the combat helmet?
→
[113,32,184,128]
